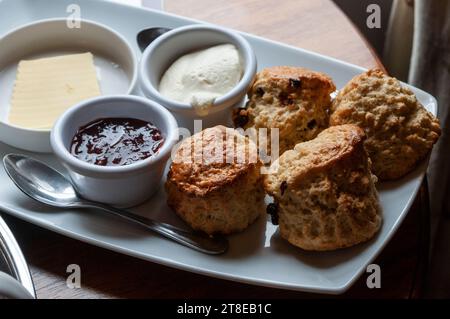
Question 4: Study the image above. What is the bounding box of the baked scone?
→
[264,125,382,251]
[166,126,265,235]
[232,66,336,156]
[330,69,441,180]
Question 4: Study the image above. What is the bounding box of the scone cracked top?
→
[264,125,382,251]
[330,69,441,180]
[232,66,336,156]
[166,126,265,235]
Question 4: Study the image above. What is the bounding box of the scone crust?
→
[168,125,259,196]
[233,66,336,155]
[266,125,366,186]
[264,125,382,251]
[166,126,265,234]
[330,69,441,180]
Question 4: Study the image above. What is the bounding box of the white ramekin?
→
[0,18,138,153]
[50,95,178,207]
[139,24,257,132]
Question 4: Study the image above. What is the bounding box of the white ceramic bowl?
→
[50,95,178,207]
[139,24,257,132]
[0,18,138,153]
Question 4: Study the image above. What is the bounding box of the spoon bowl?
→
[3,154,79,207]
[137,27,171,52]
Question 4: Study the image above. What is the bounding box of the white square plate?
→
[0,0,437,294]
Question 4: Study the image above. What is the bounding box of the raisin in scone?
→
[264,125,382,251]
[330,69,441,180]
[232,66,336,156]
[166,126,265,235]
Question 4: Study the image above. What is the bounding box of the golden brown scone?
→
[166,125,265,235]
[330,69,441,180]
[232,66,336,156]
[264,125,382,251]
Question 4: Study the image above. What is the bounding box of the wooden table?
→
[1,0,429,299]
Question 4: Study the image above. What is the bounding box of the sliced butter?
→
[9,52,101,129]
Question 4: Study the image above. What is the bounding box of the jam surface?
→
[70,118,164,166]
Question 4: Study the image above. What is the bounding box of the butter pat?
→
[9,52,101,129]
[159,44,243,116]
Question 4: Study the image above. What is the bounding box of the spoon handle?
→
[87,202,228,255]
